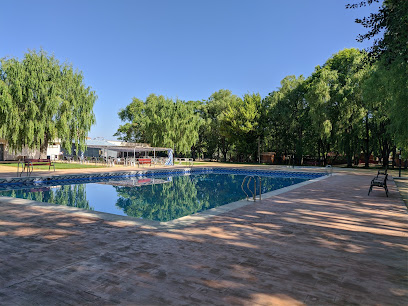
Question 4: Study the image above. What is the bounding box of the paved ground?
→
[394,177,408,207]
[0,168,407,305]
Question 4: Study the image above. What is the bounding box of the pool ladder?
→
[241,175,262,201]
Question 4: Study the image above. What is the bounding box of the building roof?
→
[85,139,170,152]
[86,139,118,147]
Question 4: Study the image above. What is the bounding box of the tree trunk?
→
[40,134,48,159]
[325,143,330,166]
[345,129,353,168]
[364,113,370,168]
[258,137,260,164]
[380,140,390,169]
[392,146,397,169]
[221,137,228,162]
[296,128,303,166]
[191,145,196,161]
[382,151,388,168]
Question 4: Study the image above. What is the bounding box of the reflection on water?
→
[1,184,92,210]
[115,175,205,222]
[0,174,306,222]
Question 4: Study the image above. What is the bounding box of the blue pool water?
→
[0,170,322,222]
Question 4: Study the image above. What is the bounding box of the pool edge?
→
[0,170,331,230]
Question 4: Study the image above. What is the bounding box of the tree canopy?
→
[347,0,408,63]
[114,44,404,167]
[0,49,97,157]
[348,0,408,154]
[265,75,309,164]
[307,49,369,167]
[115,94,202,154]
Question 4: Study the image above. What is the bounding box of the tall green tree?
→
[115,94,202,155]
[348,0,408,157]
[221,93,265,162]
[347,0,408,63]
[203,89,241,161]
[306,48,368,167]
[0,50,96,157]
[265,75,310,165]
[362,60,407,165]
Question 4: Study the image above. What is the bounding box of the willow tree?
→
[115,94,202,155]
[265,75,310,165]
[221,93,265,162]
[203,89,241,161]
[306,49,368,167]
[348,0,408,156]
[0,50,96,157]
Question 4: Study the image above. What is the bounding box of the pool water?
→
[0,173,309,222]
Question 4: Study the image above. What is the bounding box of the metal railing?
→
[325,165,333,176]
[241,175,262,201]
[174,158,194,167]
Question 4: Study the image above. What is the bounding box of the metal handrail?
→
[17,161,25,177]
[245,176,255,200]
[241,175,262,201]
[241,176,249,199]
[326,165,333,176]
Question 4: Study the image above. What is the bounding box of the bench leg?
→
[368,185,373,196]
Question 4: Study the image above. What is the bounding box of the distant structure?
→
[0,137,172,165]
[0,138,62,161]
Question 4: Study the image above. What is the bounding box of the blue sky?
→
[1,0,379,139]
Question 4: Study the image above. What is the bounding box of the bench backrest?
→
[377,169,387,176]
[24,159,51,163]
[375,173,388,182]
[139,158,151,162]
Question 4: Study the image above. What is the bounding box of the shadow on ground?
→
[0,173,407,305]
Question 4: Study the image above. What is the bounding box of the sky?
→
[1,0,380,139]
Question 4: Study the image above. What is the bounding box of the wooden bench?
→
[19,159,55,176]
[368,170,388,197]
[137,158,152,167]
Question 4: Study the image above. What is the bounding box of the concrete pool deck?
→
[0,166,407,305]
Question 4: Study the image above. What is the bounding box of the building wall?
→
[261,152,276,164]
[47,144,62,160]
[0,138,61,161]
[0,138,41,160]
[60,145,118,159]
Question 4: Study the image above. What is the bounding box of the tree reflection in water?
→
[0,174,306,222]
[115,174,306,222]
[115,175,208,222]
[0,184,92,210]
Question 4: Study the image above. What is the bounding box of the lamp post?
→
[399,148,402,177]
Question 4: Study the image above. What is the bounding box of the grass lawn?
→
[1,162,107,170]
[177,161,208,166]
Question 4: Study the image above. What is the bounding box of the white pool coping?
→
[163,174,330,228]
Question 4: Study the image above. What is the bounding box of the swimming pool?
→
[0,169,326,222]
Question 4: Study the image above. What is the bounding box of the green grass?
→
[1,162,107,170]
[177,161,208,166]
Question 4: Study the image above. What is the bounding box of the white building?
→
[0,138,62,161]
